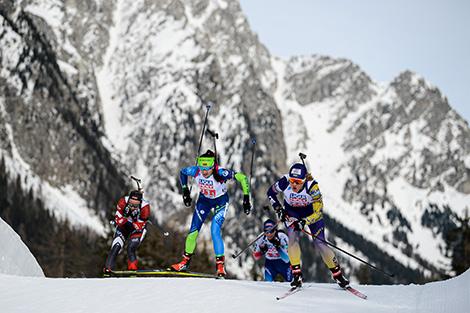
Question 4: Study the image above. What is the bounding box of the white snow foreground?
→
[0,270,468,313]
[0,218,44,277]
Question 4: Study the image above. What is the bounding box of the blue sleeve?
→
[278,233,290,263]
[267,176,289,208]
[180,166,198,188]
[217,167,234,181]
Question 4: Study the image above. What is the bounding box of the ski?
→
[345,286,367,300]
[276,286,302,300]
[103,269,218,279]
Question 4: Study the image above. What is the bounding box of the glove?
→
[243,195,251,215]
[116,217,128,227]
[268,236,281,249]
[130,208,140,220]
[123,205,131,217]
[292,219,306,231]
[260,244,268,254]
[132,221,146,232]
[274,205,287,222]
[182,187,192,207]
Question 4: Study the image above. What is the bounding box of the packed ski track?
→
[1,270,468,313]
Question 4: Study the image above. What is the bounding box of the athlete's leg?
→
[104,223,132,271]
[210,200,228,256]
[287,224,302,266]
[184,200,211,254]
[308,219,339,269]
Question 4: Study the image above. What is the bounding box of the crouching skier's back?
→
[103,190,150,273]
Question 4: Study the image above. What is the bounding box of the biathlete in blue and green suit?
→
[170,150,251,277]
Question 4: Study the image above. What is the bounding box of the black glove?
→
[243,195,251,215]
[123,205,131,217]
[130,208,140,220]
[268,236,281,249]
[260,244,268,254]
[182,187,192,207]
[274,205,287,222]
[293,219,306,231]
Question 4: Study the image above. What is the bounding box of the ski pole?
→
[196,102,213,157]
[231,220,280,259]
[249,138,256,191]
[146,220,170,237]
[190,102,212,194]
[301,227,395,278]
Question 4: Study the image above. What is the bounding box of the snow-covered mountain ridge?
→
[1,0,468,280]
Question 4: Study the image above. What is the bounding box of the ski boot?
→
[290,264,303,287]
[170,253,192,272]
[331,266,350,288]
[216,256,226,278]
[127,260,138,270]
[102,267,113,274]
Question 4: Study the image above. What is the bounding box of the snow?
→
[0,218,44,277]
[0,269,468,313]
[0,212,467,313]
[96,0,124,150]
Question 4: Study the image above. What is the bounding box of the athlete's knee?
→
[265,268,274,282]
[111,237,124,254]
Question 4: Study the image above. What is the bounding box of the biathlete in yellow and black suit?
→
[267,163,350,288]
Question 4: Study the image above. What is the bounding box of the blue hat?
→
[263,219,276,232]
[289,163,307,180]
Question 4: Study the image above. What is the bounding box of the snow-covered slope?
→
[0,218,43,277]
[0,269,468,313]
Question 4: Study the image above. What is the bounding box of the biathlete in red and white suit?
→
[103,190,150,272]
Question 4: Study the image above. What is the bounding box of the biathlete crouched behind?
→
[103,190,150,272]
[252,219,292,282]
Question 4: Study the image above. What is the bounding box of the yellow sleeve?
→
[305,182,323,224]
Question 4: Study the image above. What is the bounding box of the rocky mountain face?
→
[1,0,468,280]
[277,55,470,278]
[0,2,125,230]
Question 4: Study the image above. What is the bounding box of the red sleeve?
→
[114,197,127,221]
[140,204,150,221]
